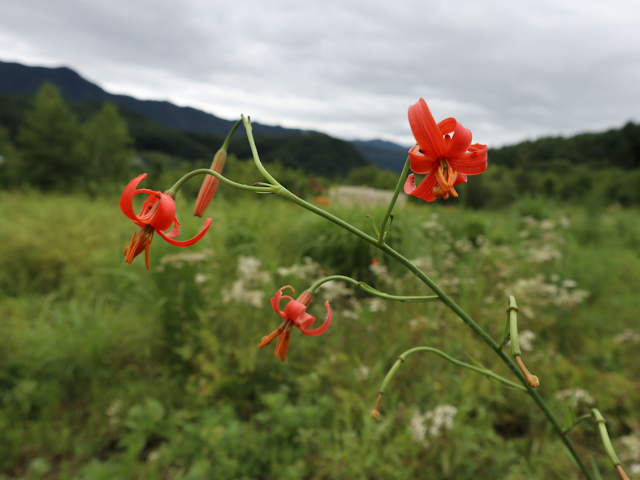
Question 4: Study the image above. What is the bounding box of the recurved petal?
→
[438,118,472,159]
[404,171,439,202]
[270,286,295,316]
[296,312,316,330]
[299,301,332,336]
[408,99,447,159]
[120,174,148,221]
[163,217,181,239]
[408,145,438,174]
[156,217,212,247]
[448,144,488,175]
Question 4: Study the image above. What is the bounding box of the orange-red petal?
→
[156,218,212,247]
[408,99,447,159]
[437,118,473,159]
[298,301,332,336]
[120,174,148,222]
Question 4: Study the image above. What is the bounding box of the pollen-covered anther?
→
[516,355,540,388]
[433,161,459,199]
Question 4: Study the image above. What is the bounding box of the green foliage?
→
[2,192,639,479]
[489,122,640,170]
[342,165,399,190]
[17,83,81,190]
[77,103,134,191]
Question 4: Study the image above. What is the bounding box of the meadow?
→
[1,190,639,480]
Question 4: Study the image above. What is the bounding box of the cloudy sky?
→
[1,0,639,147]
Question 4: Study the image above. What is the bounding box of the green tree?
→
[17,82,81,190]
[77,102,134,187]
[0,124,20,188]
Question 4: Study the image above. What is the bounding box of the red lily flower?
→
[259,286,332,362]
[404,98,488,202]
[120,173,212,269]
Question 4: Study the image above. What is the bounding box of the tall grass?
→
[1,192,639,479]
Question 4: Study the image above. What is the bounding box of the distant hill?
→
[490,122,640,171]
[351,139,409,173]
[0,90,369,178]
[0,60,309,138]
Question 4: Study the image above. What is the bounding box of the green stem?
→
[306,275,439,302]
[243,123,593,480]
[379,346,527,393]
[167,169,276,196]
[592,409,621,467]
[242,116,281,186]
[222,119,243,151]
[563,413,593,434]
[378,156,411,245]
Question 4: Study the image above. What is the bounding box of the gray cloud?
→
[1,0,639,146]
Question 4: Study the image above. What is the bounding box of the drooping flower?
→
[259,286,332,362]
[120,173,212,269]
[194,149,227,217]
[404,98,488,202]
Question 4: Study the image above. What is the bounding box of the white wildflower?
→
[558,216,571,229]
[615,329,640,344]
[238,256,263,277]
[106,399,122,425]
[276,257,321,279]
[353,365,370,381]
[194,273,208,284]
[540,220,556,230]
[526,244,562,263]
[222,280,265,308]
[147,451,160,463]
[507,329,535,352]
[160,249,214,268]
[409,405,458,443]
[408,410,428,444]
[561,279,578,288]
[318,281,354,302]
[620,435,640,462]
[367,298,387,312]
[411,256,434,272]
[369,262,392,284]
[554,388,595,407]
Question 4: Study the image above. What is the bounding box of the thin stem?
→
[378,156,411,245]
[242,115,281,186]
[222,118,243,151]
[563,413,593,434]
[379,346,527,392]
[167,169,277,196]
[306,274,439,302]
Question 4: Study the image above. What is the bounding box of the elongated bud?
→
[370,393,383,419]
[516,355,539,388]
[194,149,227,217]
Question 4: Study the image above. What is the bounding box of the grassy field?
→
[1,190,639,480]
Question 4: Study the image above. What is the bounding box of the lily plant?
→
[120,99,629,480]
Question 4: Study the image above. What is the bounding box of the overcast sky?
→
[1,0,639,147]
